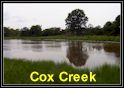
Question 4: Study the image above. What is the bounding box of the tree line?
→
[4,9,120,37]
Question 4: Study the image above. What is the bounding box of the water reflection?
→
[92,44,103,51]
[30,44,43,52]
[67,41,88,66]
[85,43,103,52]
[103,43,120,57]
[45,41,62,50]
[3,39,120,69]
[3,40,11,51]
[21,40,42,44]
[21,40,43,52]
[103,43,120,64]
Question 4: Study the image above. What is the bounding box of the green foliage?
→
[83,15,120,36]
[4,27,11,37]
[4,27,20,37]
[84,25,103,35]
[20,27,30,36]
[3,14,120,37]
[65,9,88,35]
[29,25,42,36]
[102,15,120,36]
[4,58,120,84]
[4,35,120,42]
[42,27,61,36]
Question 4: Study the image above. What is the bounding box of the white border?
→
[1,1,123,87]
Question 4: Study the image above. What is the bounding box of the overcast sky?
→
[3,3,121,29]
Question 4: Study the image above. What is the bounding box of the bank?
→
[4,58,120,84]
[4,35,120,42]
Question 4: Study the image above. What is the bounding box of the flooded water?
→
[3,39,120,69]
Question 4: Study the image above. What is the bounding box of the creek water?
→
[3,39,120,69]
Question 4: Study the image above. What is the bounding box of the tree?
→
[20,27,30,36]
[111,15,120,35]
[42,27,61,36]
[65,9,88,35]
[29,25,42,36]
[15,29,20,36]
[93,25,103,35]
[102,21,112,35]
[4,27,11,37]
[4,27,20,37]
[102,15,120,36]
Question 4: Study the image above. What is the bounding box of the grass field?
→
[4,58,120,84]
[4,35,120,42]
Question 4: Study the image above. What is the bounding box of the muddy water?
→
[3,39,120,69]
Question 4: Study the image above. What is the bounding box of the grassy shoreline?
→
[4,35,120,42]
[4,58,120,84]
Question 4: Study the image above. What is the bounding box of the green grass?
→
[4,58,120,84]
[4,35,120,42]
